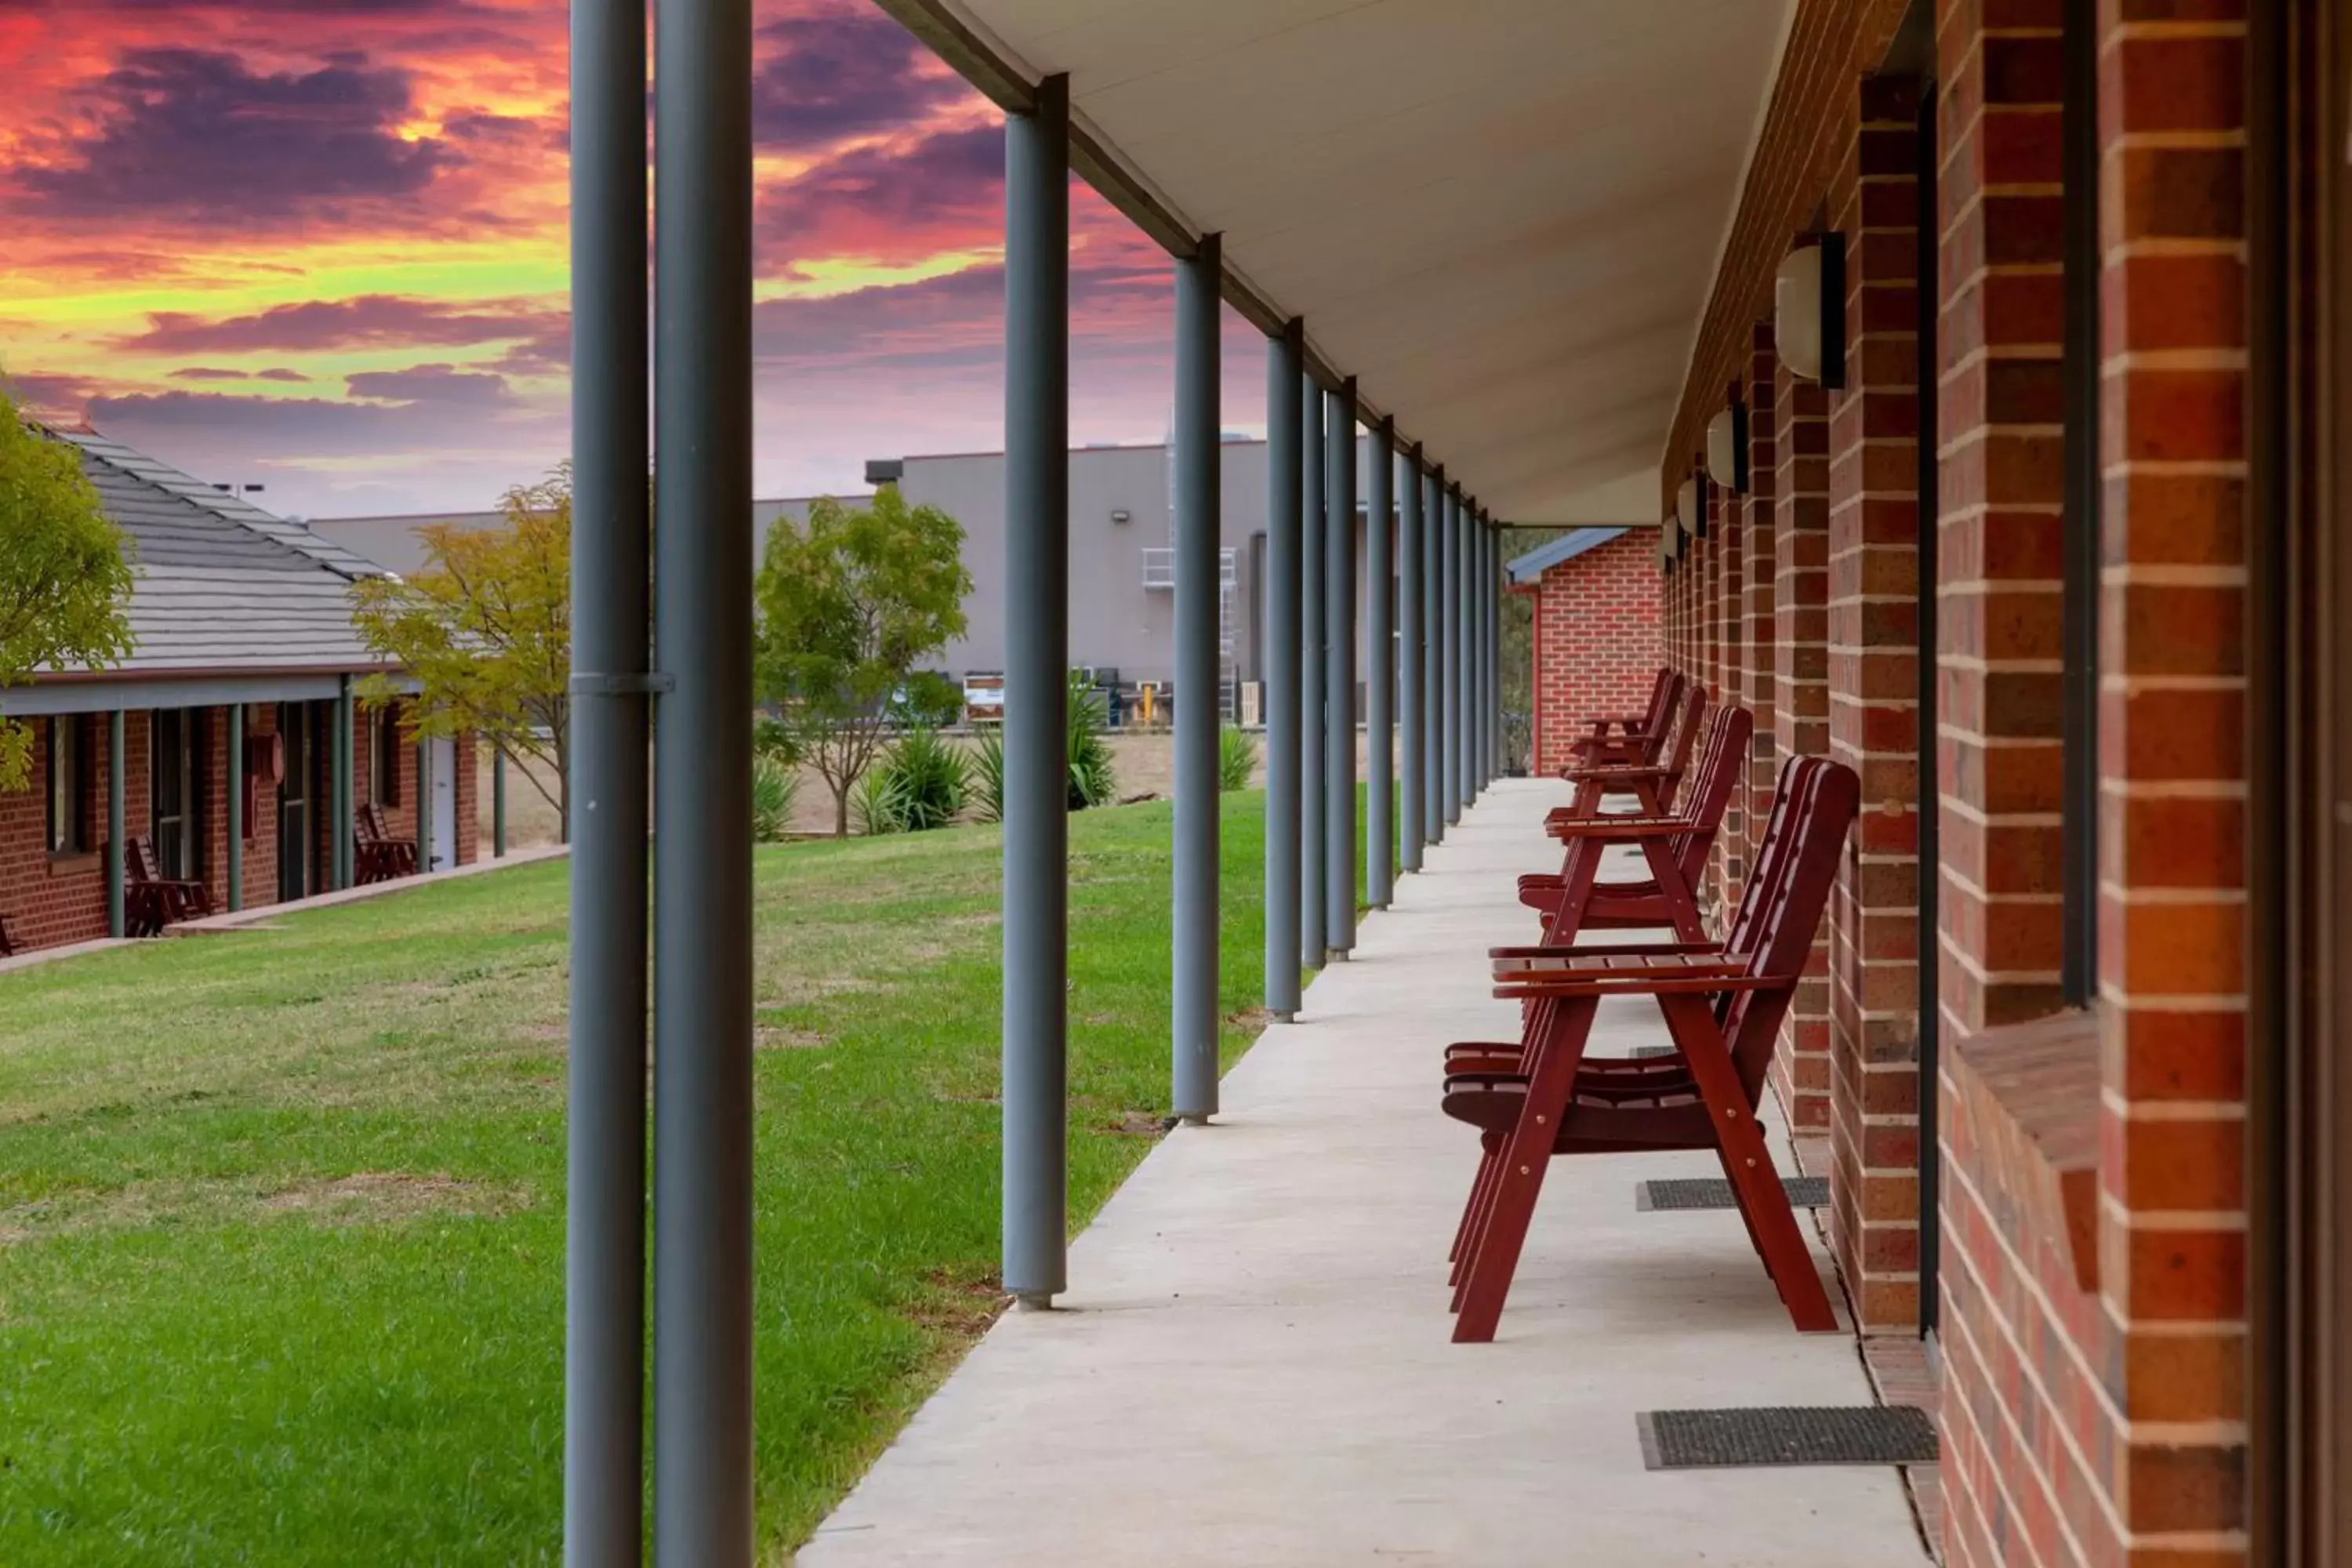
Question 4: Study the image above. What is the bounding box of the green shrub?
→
[1218,724,1257,793]
[1065,671,1116,810]
[890,670,964,731]
[751,753,800,842]
[753,711,798,763]
[850,768,909,836]
[871,725,970,832]
[972,727,1006,825]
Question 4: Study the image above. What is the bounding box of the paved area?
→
[800,780,1927,1567]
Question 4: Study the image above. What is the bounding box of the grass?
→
[0,794,1275,1566]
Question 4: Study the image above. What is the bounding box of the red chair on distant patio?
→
[1439,754,1857,1341]
[124,834,212,938]
[1557,684,1707,818]
[1573,665,1679,758]
[355,804,418,884]
[1517,704,1751,946]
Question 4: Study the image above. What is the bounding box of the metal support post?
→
[1364,417,1395,906]
[1399,451,1425,872]
[1299,371,1327,968]
[1424,470,1445,846]
[1323,379,1357,957]
[227,702,244,913]
[651,0,755,1552]
[494,750,508,858]
[1430,486,1449,832]
[564,0,652,1552]
[1000,75,1071,1305]
[107,710,125,938]
[1171,234,1221,1122]
[1262,322,1304,1017]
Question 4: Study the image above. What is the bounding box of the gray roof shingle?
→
[38,426,393,678]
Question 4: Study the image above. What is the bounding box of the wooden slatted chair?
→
[1515,705,1752,945]
[355,804,418,884]
[1576,666,1676,750]
[1565,668,1686,768]
[124,833,212,937]
[1557,684,1707,818]
[1440,754,1857,1341]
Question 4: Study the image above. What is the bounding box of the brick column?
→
[2094,2,2250,1557]
[1712,456,1747,917]
[1741,328,1780,904]
[1771,348,1832,1136]
[1931,2,2073,1564]
[1825,74,1927,1334]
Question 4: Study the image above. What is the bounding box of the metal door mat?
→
[1637,1406,1939,1470]
[1629,1044,1677,1058]
[1636,1176,1829,1211]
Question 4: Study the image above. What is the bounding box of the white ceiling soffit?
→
[890,0,1794,524]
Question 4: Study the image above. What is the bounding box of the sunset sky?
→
[0,0,1267,518]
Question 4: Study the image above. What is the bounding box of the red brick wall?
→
[1711,463,1748,919]
[1741,328,1783,909]
[1773,354,1835,1134]
[1528,532,1663,779]
[1826,74,1929,1334]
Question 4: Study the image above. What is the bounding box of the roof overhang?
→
[879,0,1794,524]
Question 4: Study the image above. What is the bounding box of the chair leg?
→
[1449,1134,1501,1272]
[1635,837,1709,943]
[1453,996,1597,1343]
[1657,994,1838,1332]
[1541,836,1606,948]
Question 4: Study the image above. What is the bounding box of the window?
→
[370,703,402,807]
[2060,0,2101,1007]
[45,717,85,855]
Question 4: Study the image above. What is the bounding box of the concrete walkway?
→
[800,780,1926,1567]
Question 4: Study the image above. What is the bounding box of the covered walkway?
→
[800,781,1926,1568]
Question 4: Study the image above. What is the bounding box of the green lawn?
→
[0,795,1277,1566]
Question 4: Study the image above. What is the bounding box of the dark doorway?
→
[278,703,311,904]
[149,708,205,882]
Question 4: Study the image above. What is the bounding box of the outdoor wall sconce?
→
[1774,233,1846,389]
[1110,508,1132,524]
[1675,477,1702,540]
[1706,401,1749,493]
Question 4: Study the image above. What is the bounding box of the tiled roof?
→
[38,426,393,678]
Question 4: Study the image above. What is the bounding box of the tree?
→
[755,488,971,836]
[351,468,572,836]
[0,390,135,791]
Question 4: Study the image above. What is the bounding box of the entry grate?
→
[1637,1406,1938,1470]
[1636,1176,1829,1211]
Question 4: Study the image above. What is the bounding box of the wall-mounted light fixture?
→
[1706,400,1750,493]
[1676,476,1702,540]
[1774,233,1846,388]
[1109,508,1132,524]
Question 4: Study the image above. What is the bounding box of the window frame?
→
[2059,0,2103,1010]
[45,716,86,856]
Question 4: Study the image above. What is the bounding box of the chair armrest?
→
[1493,971,1785,1000]
[1544,817,1688,840]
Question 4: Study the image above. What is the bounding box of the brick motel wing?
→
[1,428,478,956]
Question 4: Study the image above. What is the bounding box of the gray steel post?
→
[417,735,432,875]
[565,0,651,1553]
[332,677,351,891]
[652,0,754,1552]
[227,702,244,912]
[1298,372,1326,968]
[1455,496,1475,812]
[1430,486,1449,832]
[1424,470,1446,845]
[1364,417,1395,907]
[1487,516,1503,782]
[1323,379,1356,957]
[1471,514,1486,793]
[1262,323,1304,1018]
[1001,75,1071,1304]
[107,710,124,938]
[494,750,508,858]
[1398,450,1425,873]
[1171,234,1221,1123]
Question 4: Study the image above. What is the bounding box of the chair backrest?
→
[1721,757,1859,1106]
[357,804,386,845]
[1668,706,1754,887]
[124,833,159,885]
[1656,687,1709,791]
[1648,669,1686,746]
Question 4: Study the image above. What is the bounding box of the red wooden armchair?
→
[355,804,418,884]
[1558,685,1707,818]
[1577,665,1676,748]
[1516,705,1752,945]
[1566,668,1685,768]
[1440,755,1857,1341]
[125,833,212,937]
